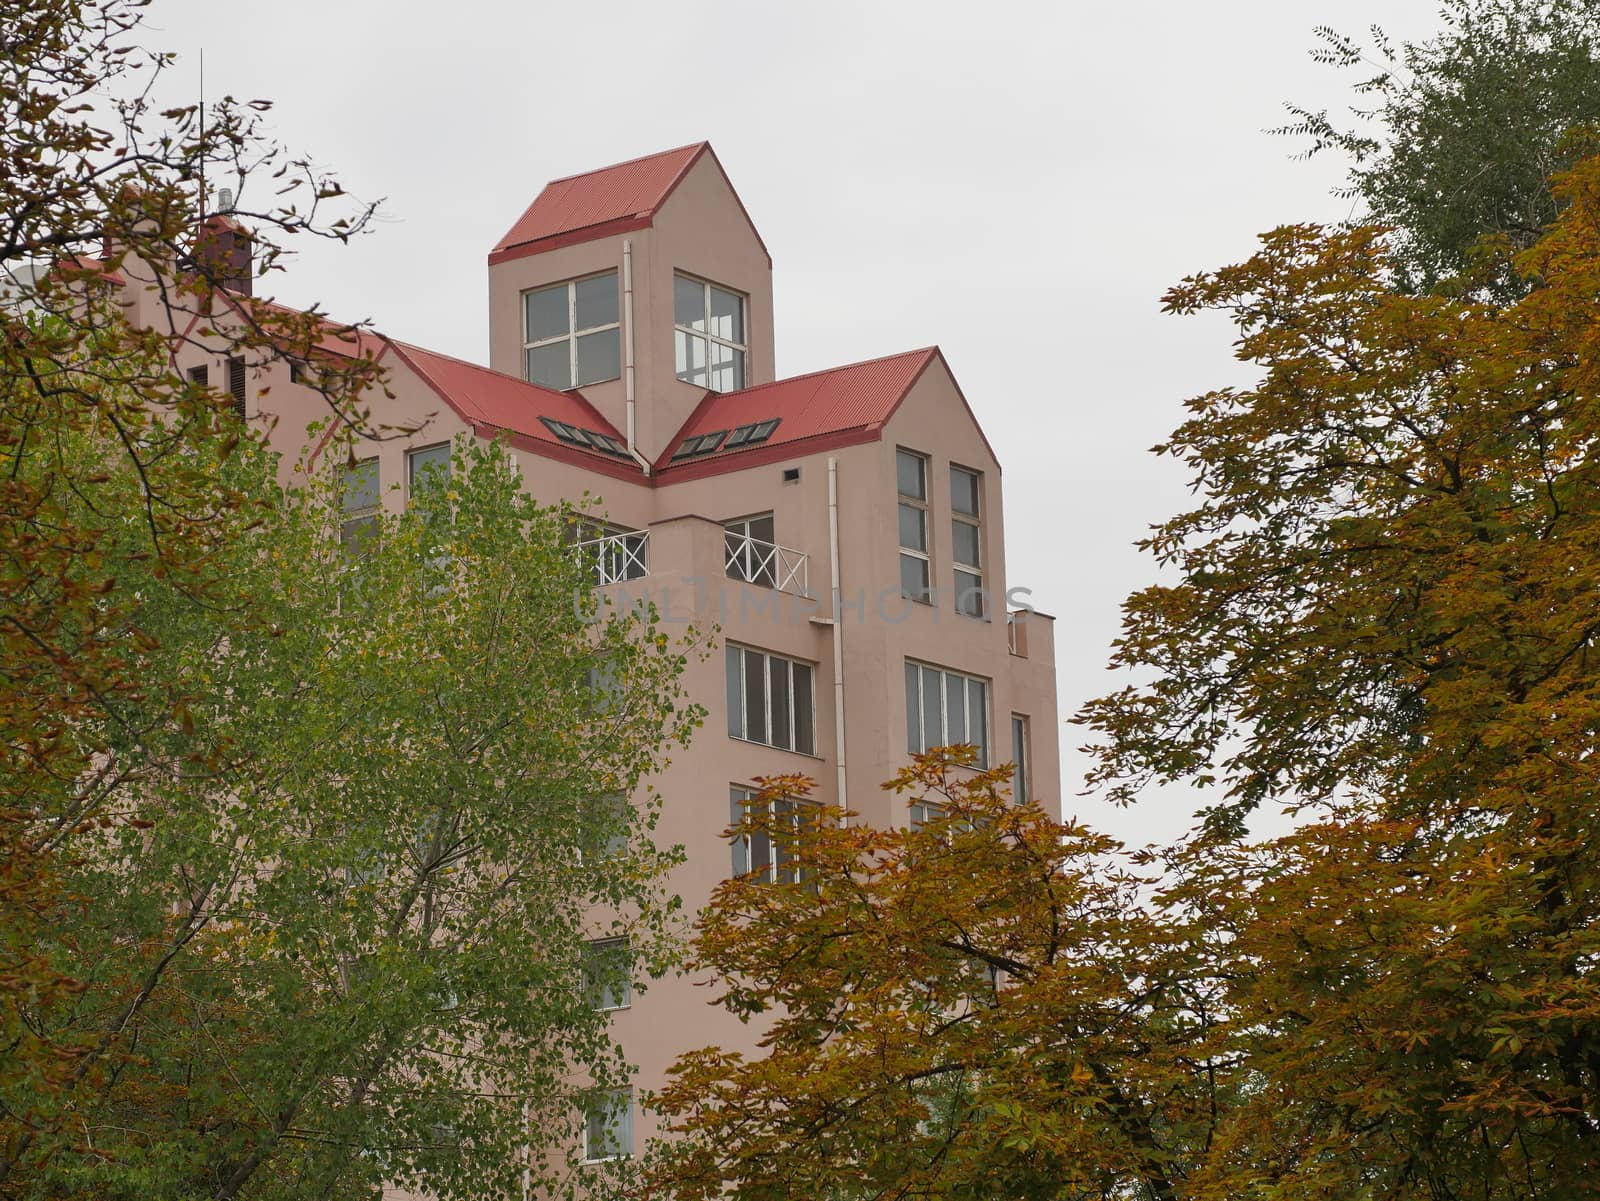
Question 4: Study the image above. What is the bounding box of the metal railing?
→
[572,530,649,586]
[724,532,809,596]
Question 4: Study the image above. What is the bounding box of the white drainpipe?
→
[622,239,650,476]
[828,456,848,817]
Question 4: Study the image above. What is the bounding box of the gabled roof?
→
[488,142,770,266]
[388,341,639,475]
[655,348,941,475]
[491,143,705,260]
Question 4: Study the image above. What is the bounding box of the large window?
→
[724,512,776,586]
[582,1088,631,1162]
[726,645,815,754]
[582,937,631,1012]
[951,465,984,617]
[897,449,931,603]
[729,785,811,883]
[674,273,745,392]
[340,458,380,559]
[905,660,989,766]
[523,272,620,390]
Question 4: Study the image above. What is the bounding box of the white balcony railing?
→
[572,530,649,586]
[725,532,809,596]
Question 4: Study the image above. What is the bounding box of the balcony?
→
[573,529,649,586]
[724,531,809,596]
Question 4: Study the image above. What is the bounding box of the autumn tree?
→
[1281,0,1600,295]
[1077,150,1600,1196]
[2,0,385,1146]
[648,752,1221,1201]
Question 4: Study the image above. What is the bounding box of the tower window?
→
[897,449,931,603]
[674,273,745,393]
[522,272,620,390]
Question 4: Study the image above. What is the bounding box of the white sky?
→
[148,0,1443,847]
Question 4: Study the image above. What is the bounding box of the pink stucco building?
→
[162,142,1060,1179]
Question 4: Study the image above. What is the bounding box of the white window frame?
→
[581,1088,632,1163]
[726,644,816,755]
[724,512,777,587]
[897,448,931,603]
[522,271,620,390]
[674,272,747,393]
[582,937,632,1012]
[950,464,984,618]
[729,785,812,884]
[904,659,990,767]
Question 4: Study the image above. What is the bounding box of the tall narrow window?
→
[724,512,777,586]
[674,273,745,392]
[340,458,380,559]
[582,938,632,1012]
[897,449,931,603]
[904,660,989,767]
[729,785,811,883]
[1010,714,1029,801]
[951,465,984,617]
[582,1089,632,1162]
[227,357,247,418]
[522,272,620,390]
[726,645,815,754]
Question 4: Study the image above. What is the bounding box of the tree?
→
[648,752,1221,1201]
[5,432,705,1200]
[1281,0,1600,295]
[1077,151,1600,1195]
[2,0,382,1157]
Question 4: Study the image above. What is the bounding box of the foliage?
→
[2,0,383,1168]
[1279,0,1600,295]
[5,431,703,1200]
[648,751,1219,1201]
[1077,151,1600,1195]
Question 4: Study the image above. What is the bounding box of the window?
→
[951,466,984,617]
[582,938,631,1011]
[729,785,812,884]
[726,645,815,754]
[579,792,629,862]
[725,513,776,586]
[674,273,745,392]
[567,518,648,586]
[904,660,989,767]
[407,443,451,501]
[1011,714,1029,801]
[582,1088,631,1162]
[522,272,620,390]
[897,449,931,603]
[187,364,209,387]
[340,458,380,559]
[908,799,946,830]
[227,356,247,418]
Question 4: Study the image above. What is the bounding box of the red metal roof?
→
[389,341,632,466]
[491,143,708,259]
[655,348,939,473]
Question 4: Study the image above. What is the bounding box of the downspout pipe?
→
[622,239,651,476]
[828,456,848,818]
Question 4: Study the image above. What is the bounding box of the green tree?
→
[648,753,1218,1201]
[1281,0,1600,295]
[1079,151,1600,1196]
[6,429,704,1200]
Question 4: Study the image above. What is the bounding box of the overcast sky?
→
[149,0,1444,846]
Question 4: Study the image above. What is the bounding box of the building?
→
[152,142,1060,1181]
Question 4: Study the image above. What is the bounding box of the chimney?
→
[196,211,253,296]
